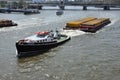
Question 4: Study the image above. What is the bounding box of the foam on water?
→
[60,29,85,37]
[107,19,118,26]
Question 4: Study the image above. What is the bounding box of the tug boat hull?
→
[16,34,70,57]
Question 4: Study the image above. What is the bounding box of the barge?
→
[65,17,97,29]
[0,19,17,28]
[79,18,111,33]
[24,9,40,15]
[16,30,70,57]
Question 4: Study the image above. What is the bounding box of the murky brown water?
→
[0,7,120,80]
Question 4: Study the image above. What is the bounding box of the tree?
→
[18,0,26,9]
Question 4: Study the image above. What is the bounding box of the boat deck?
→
[57,36,67,42]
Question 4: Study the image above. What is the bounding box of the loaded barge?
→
[0,19,17,28]
[65,17,97,29]
[64,17,111,33]
[79,18,111,33]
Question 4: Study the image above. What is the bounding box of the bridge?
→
[30,0,120,10]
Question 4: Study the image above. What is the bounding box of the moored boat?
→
[0,19,17,28]
[79,18,111,33]
[16,30,71,57]
[64,17,97,29]
[24,9,40,15]
[56,10,63,16]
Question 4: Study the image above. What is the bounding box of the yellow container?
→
[81,18,110,26]
[66,21,82,28]
[66,17,97,28]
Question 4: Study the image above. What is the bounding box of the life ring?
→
[35,31,49,35]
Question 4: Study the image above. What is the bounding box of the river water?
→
[0,7,120,80]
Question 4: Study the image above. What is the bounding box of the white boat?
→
[16,30,70,57]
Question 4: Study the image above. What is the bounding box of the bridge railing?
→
[38,1,120,6]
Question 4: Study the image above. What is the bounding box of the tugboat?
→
[16,30,70,57]
[0,19,17,28]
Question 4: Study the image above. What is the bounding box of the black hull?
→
[24,11,40,15]
[16,36,70,57]
[24,12,40,15]
[0,23,17,28]
[80,21,111,33]
[56,12,63,16]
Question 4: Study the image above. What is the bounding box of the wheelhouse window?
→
[37,34,47,38]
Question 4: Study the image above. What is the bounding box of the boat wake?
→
[60,29,85,37]
[107,19,118,26]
